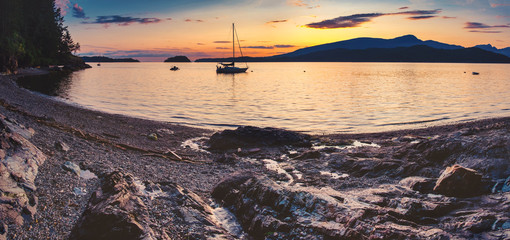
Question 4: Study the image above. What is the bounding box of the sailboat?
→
[216,23,248,73]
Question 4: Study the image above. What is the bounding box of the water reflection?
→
[17,72,73,98]
[13,62,510,133]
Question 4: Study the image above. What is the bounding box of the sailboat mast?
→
[232,23,235,66]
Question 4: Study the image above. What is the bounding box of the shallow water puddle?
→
[313,140,380,151]
[210,203,246,238]
[320,171,349,179]
[181,137,209,153]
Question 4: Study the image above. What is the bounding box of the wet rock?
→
[492,176,510,193]
[0,114,46,229]
[434,165,483,197]
[62,161,81,176]
[291,150,321,160]
[69,171,156,240]
[54,141,70,152]
[208,126,311,150]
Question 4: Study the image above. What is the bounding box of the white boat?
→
[216,23,248,74]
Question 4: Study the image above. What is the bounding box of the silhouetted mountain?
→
[274,35,463,58]
[196,45,510,63]
[81,56,140,62]
[164,56,191,62]
[474,44,510,57]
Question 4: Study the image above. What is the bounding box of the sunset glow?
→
[59,0,510,61]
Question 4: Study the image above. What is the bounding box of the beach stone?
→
[147,133,158,141]
[62,161,81,176]
[208,126,311,150]
[69,171,156,240]
[434,165,483,197]
[54,141,70,152]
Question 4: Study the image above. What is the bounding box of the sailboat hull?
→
[216,66,248,73]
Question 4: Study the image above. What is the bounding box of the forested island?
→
[81,56,140,62]
[164,56,191,62]
[0,0,88,74]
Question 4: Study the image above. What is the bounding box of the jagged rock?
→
[71,171,235,240]
[208,126,311,150]
[0,114,46,229]
[212,172,455,239]
[62,161,81,176]
[433,165,484,197]
[69,171,156,240]
[55,141,70,152]
[0,223,6,240]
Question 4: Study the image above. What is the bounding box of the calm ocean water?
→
[18,62,510,133]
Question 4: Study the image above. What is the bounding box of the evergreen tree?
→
[0,0,80,73]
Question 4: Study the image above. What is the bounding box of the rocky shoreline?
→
[1,71,509,239]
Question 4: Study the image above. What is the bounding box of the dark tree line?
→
[0,0,80,73]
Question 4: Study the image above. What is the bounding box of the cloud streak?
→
[305,9,441,29]
[266,20,288,24]
[464,21,510,33]
[84,15,163,26]
[287,0,320,9]
[464,21,510,29]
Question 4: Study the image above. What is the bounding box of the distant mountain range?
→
[81,56,140,62]
[196,35,510,63]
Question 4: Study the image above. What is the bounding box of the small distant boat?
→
[472,72,479,75]
[216,23,248,74]
[170,66,179,71]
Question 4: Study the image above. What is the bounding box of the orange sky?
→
[59,0,510,61]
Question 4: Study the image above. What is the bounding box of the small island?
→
[81,56,140,62]
[164,56,191,62]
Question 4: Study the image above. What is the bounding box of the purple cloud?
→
[185,19,204,23]
[72,3,88,19]
[468,30,503,33]
[266,20,288,24]
[305,9,441,29]
[274,44,296,48]
[55,0,70,15]
[465,22,510,29]
[85,15,162,26]
[243,46,275,49]
[399,6,409,10]
[408,15,437,20]
[214,41,231,43]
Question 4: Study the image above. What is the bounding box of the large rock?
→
[69,171,156,240]
[212,172,457,239]
[433,164,484,197]
[208,126,311,150]
[0,114,46,228]
[71,171,235,240]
